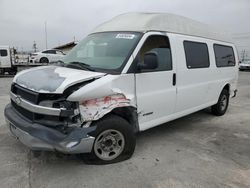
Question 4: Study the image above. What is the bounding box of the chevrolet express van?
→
[4,13,238,164]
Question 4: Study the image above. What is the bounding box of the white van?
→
[0,46,17,75]
[5,13,238,164]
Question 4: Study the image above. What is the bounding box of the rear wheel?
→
[82,115,136,164]
[211,89,229,116]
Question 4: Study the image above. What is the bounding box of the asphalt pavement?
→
[0,71,250,188]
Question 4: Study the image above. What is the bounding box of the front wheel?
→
[83,115,136,164]
[211,89,229,116]
[40,57,49,64]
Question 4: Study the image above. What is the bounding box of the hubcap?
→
[220,95,228,111]
[94,129,125,161]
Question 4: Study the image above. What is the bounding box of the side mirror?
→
[137,52,158,71]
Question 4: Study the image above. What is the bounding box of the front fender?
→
[79,94,135,122]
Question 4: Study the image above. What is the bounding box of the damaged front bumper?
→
[4,103,96,154]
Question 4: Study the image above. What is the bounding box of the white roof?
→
[93,13,232,43]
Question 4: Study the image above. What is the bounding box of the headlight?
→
[39,100,78,112]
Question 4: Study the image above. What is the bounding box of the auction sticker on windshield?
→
[116,34,135,39]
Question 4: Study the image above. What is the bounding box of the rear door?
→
[133,33,177,130]
[0,48,11,68]
[55,50,65,60]
[42,50,58,62]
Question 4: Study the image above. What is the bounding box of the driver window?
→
[138,35,172,72]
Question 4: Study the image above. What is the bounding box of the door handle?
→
[173,73,176,86]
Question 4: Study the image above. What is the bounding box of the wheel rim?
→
[220,95,228,111]
[41,58,48,63]
[94,129,125,161]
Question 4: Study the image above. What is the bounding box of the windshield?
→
[63,32,142,73]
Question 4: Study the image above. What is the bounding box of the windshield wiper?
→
[65,61,95,71]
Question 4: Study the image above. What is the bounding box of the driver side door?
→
[134,33,177,131]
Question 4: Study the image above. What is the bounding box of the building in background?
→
[53,41,78,54]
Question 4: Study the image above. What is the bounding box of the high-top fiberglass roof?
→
[93,13,232,43]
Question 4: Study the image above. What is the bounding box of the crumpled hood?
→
[13,66,106,93]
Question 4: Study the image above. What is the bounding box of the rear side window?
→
[56,50,64,55]
[43,50,56,54]
[214,44,235,67]
[0,49,8,57]
[184,41,210,69]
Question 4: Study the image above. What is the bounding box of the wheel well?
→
[223,84,230,92]
[110,107,139,133]
[40,57,48,61]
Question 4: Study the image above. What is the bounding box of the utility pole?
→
[45,21,48,49]
[33,41,37,52]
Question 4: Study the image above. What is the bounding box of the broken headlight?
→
[39,100,82,124]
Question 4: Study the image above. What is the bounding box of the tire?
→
[8,68,17,75]
[211,89,229,116]
[82,114,136,165]
[40,57,49,64]
[8,71,16,75]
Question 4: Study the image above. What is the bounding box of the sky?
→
[0,0,250,55]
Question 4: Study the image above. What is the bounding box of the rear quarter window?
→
[214,44,235,67]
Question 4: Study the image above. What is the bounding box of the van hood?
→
[14,66,106,93]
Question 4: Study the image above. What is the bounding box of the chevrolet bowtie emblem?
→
[15,96,22,105]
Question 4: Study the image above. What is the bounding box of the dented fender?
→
[79,94,134,121]
[67,74,136,122]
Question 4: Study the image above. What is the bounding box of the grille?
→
[11,84,64,124]
[11,84,39,104]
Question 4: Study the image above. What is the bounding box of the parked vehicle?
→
[4,13,238,164]
[239,59,250,71]
[29,49,65,64]
[0,46,17,75]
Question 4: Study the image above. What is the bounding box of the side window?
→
[137,35,172,72]
[43,50,56,54]
[184,41,210,69]
[214,44,235,67]
[49,50,56,54]
[0,49,8,57]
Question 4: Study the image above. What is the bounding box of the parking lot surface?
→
[0,72,250,188]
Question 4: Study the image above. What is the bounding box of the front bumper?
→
[29,58,39,63]
[4,103,96,154]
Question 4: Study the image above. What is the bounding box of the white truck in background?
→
[0,46,60,75]
[0,46,17,75]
